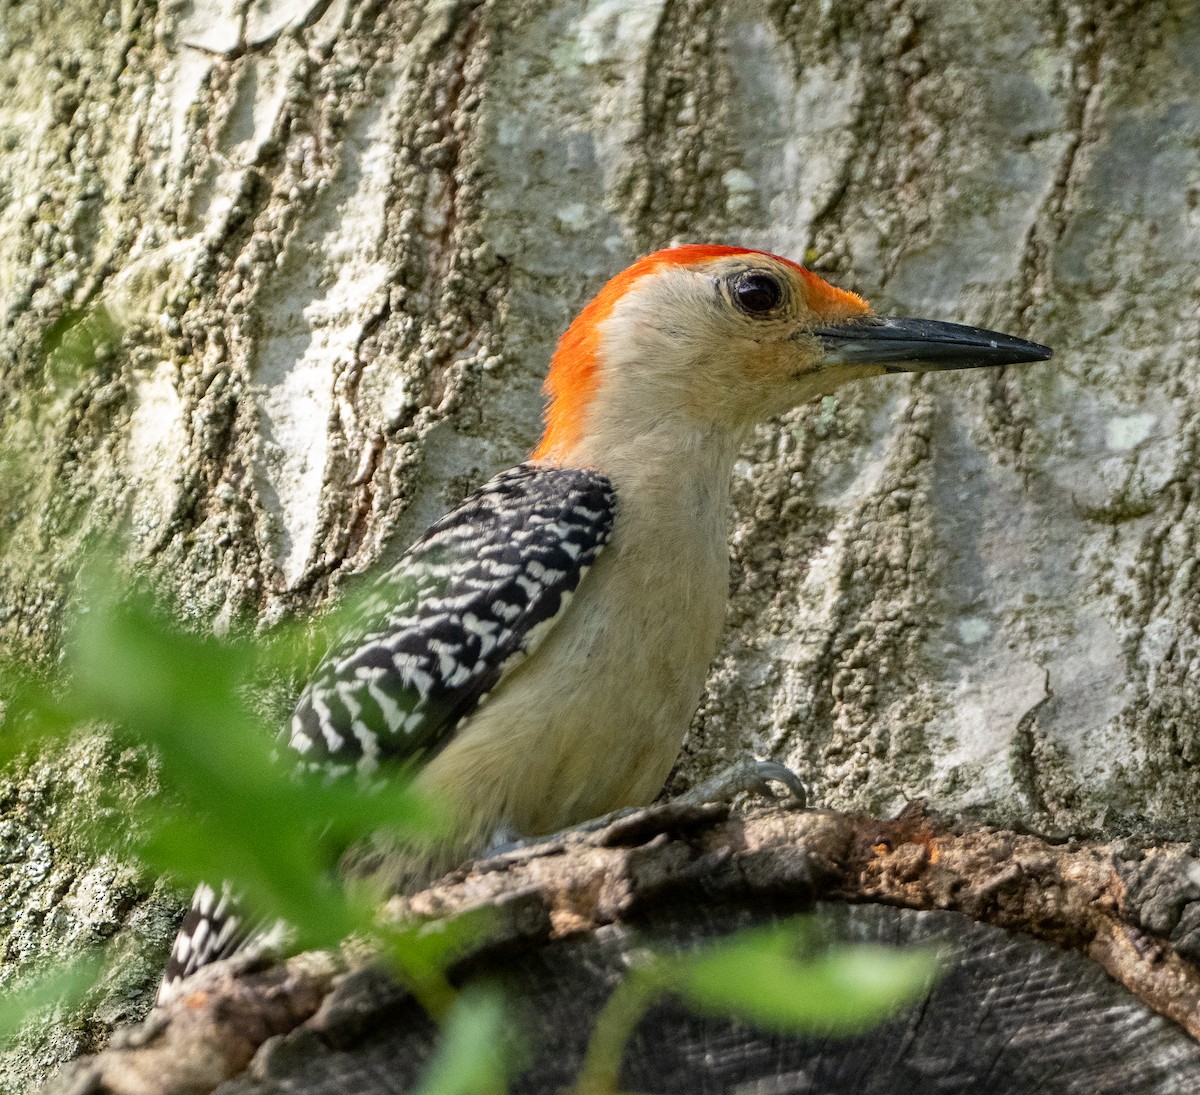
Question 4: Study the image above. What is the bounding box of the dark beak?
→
[814,316,1052,373]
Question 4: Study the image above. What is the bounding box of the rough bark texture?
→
[2,0,1199,1089]
[43,801,1200,1094]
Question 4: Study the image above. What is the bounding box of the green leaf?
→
[0,956,106,1049]
[410,988,510,1095]
[4,564,455,975]
[669,921,936,1033]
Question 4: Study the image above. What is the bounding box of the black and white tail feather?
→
[158,884,290,1003]
[157,464,616,1004]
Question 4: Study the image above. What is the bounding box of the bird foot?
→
[480,808,642,860]
[675,757,807,810]
[477,760,805,866]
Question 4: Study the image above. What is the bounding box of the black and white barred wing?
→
[288,463,616,775]
[159,465,615,1005]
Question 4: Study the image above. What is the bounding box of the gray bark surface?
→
[1,0,1199,1089]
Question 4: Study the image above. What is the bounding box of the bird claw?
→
[477,761,806,865]
[675,757,807,810]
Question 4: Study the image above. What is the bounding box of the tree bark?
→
[2,0,1199,1090]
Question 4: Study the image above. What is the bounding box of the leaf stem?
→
[573,962,665,1095]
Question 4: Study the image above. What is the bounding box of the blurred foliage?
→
[574,921,937,1095]
[0,957,106,1053]
[411,989,509,1095]
[0,566,502,1084]
[4,571,446,960]
[669,921,935,1029]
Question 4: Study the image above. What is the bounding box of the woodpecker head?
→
[532,244,1051,465]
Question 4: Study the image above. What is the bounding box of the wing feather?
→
[288,464,616,775]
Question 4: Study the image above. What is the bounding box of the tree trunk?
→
[2,0,1198,1090]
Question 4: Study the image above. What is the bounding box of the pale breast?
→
[415,495,731,846]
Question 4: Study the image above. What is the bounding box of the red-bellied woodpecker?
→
[159,244,1051,1001]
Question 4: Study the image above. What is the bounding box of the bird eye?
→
[731,272,784,317]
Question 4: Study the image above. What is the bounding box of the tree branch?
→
[47,801,1200,1094]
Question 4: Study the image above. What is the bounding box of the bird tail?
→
[156,882,287,1005]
